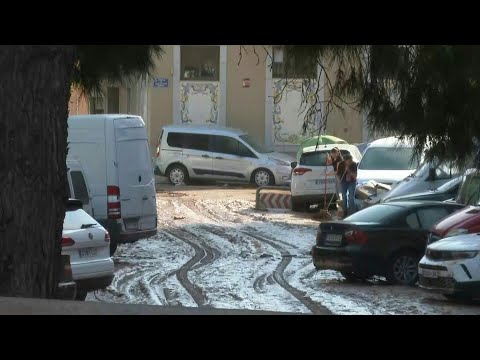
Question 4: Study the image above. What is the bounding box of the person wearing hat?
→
[336,154,358,217]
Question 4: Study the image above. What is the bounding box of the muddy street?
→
[88,185,480,315]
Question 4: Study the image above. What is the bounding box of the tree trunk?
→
[0,45,76,297]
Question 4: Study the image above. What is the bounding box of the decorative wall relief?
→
[180,82,219,125]
[272,79,319,145]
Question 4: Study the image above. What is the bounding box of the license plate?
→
[315,179,336,185]
[325,234,342,246]
[421,269,439,278]
[79,247,98,258]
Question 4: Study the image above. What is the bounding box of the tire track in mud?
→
[241,230,331,315]
[187,198,329,313]
[163,229,216,307]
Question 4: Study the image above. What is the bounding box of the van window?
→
[70,171,89,205]
[167,132,210,151]
[300,150,351,166]
[211,135,257,158]
[359,147,418,170]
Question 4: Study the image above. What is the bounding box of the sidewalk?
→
[0,297,293,315]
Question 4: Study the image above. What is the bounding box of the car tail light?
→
[293,168,312,176]
[344,230,368,245]
[61,236,75,247]
[104,232,110,243]
[107,186,121,219]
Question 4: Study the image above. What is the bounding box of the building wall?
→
[226,45,266,145]
[148,46,174,153]
[68,87,89,115]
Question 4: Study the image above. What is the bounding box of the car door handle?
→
[201,154,211,158]
[215,157,224,160]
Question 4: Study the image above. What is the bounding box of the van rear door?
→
[114,117,157,233]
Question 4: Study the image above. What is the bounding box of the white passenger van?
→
[357,137,421,186]
[155,125,296,187]
[67,115,157,255]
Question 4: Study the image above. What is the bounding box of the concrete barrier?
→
[0,297,297,315]
[256,186,291,210]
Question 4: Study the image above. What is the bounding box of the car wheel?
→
[75,291,88,301]
[167,164,189,186]
[386,251,419,286]
[252,169,275,187]
[291,197,306,212]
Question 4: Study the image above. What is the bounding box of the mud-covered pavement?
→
[88,185,480,314]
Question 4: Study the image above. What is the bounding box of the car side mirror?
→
[426,168,436,182]
[291,162,298,169]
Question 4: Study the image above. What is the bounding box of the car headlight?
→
[425,248,478,261]
[445,228,469,238]
[269,158,290,166]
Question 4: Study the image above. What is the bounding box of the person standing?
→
[327,147,343,198]
[337,154,358,218]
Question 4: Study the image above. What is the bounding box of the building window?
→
[89,96,105,114]
[107,87,120,114]
[181,46,220,81]
[272,45,316,79]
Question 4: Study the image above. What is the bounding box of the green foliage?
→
[72,45,163,95]
[287,45,480,166]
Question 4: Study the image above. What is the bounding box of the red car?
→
[429,170,480,243]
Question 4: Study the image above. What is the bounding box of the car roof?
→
[162,124,246,136]
[302,143,358,153]
[368,136,415,148]
[69,114,141,121]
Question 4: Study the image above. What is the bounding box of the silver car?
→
[155,125,295,187]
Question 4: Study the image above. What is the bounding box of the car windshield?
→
[345,204,402,223]
[359,147,419,170]
[63,209,98,231]
[239,135,273,153]
[300,150,352,166]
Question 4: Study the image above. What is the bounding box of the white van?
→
[67,115,157,253]
[357,137,421,186]
[155,125,295,187]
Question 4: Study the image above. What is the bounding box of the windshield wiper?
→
[81,223,97,229]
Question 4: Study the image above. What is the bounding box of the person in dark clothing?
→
[337,154,357,217]
[327,147,343,198]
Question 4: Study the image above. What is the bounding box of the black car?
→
[311,201,465,285]
[383,176,462,203]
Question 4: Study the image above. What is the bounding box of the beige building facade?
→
[70,45,369,156]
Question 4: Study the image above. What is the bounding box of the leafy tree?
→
[283,45,480,166]
[0,45,162,298]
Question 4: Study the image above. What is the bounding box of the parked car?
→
[311,201,464,285]
[356,137,420,186]
[382,160,462,202]
[155,125,295,187]
[55,254,77,300]
[428,170,480,245]
[383,175,463,204]
[291,144,362,211]
[63,199,114,301]
[419,233,480,300]
[354,142,370,156]
[67,115,158,252]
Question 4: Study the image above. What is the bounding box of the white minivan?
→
[356,137,421,186]
[67,115,158,253]
[155,125,295,187]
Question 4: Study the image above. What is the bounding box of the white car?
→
[63,199,114,301]
[357,137,420,186]
[419,233,480,300]
[290,144,362,211]
[155,125,295,187]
